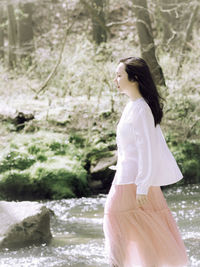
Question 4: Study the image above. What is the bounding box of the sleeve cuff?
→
[136,184,149,195]
[108,165,117,170]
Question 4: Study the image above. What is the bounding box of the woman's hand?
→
[136,194,148,207]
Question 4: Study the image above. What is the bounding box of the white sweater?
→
[112,97,183,195]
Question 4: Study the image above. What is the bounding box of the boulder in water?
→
[0,201,52,249]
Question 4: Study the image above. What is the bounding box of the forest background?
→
[0,0,199,200]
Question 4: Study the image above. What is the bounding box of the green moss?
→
[84,146,113,166]
[168,139,200,184]
[68,133,86,148]
[182,159,200,183]
[0,151,36,173]
[0,136,90,200]
[49,141,68,155]
[0,128,114,200]
[28,145,42,155]
[0,171,35,200]
[34,167,88,199]
[36,154,48,162]
[0,164,89,200]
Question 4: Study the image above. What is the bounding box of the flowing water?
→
[0,184,200,267]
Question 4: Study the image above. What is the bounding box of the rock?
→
[0,201,52,249]
[90,150,117,173]
[14,111,35,131]
[89,151,117,193]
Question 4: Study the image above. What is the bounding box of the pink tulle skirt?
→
[103,183,189,267]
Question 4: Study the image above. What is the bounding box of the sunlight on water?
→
[0,185,199,267]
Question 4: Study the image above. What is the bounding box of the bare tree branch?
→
[35,14,79,96]
[106,19,132,28]
[176,3,199,75]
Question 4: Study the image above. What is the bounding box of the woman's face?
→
[114,63,130,92]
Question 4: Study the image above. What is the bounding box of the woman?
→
[103,57,189,267]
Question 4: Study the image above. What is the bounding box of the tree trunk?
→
[0,7,4,60]
[17,2,34,63]
[132,0,165,86]
[7,4,17,68]
[91,0,107,44]
[80,0,108,44]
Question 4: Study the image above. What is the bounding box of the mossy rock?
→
[34,167,90,199]
[168,139,200,184]
[0,130,116,200]
[0,172,36,201]
[0,167,90,200]
[0,151,36,173]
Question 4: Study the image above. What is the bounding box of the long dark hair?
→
[119,57,165,127]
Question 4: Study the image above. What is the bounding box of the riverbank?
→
[0,91,199,200]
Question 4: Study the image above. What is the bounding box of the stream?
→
[0,184,200,267]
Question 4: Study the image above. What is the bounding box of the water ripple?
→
[0,185,199,266]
